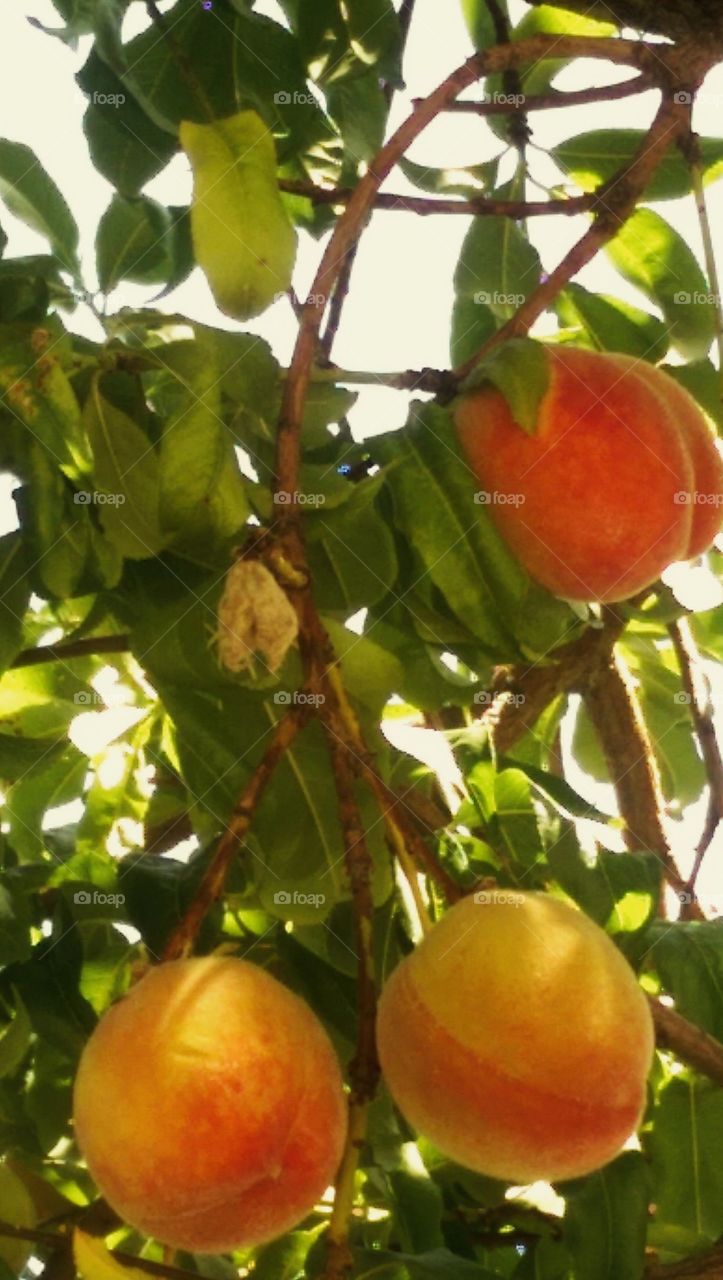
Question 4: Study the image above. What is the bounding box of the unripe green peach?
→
[377,892,654,1184]
[73,957,347,1252]
[454,347,723,602]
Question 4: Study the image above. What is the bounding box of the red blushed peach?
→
[454,347,723,602]
[376,892,654,1184]
[73,957,347,1253]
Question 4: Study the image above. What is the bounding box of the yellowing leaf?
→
[180,110,296,320]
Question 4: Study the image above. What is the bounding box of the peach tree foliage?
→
[0,1,722,1279]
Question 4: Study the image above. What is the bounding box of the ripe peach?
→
[454,346,723,602]
[376,892,654,1184]
[73,957,347,1253]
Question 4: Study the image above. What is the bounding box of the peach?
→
[376,892,654,1184]
[454,346,723,602]
[73,957,347,1253]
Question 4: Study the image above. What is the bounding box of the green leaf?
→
[493,767,544,870]
[555,284,670,363]
[0,881,32,967]
[562,1152,649,1280]
[0,140,79,275]
[663,360,723,431]
[83,377,167,559]
[323,617,404,713]
[460,337,550,433]
[553,130,723,202]
[376,403,577,660]
[460,0,507,50]
[0,993,32,1079]
[0,534,31,676]
[96,195,172,292]
[0,323,90,481]
[157,339,249,550]
[399,156,500,197]
[605,208,716,360]
[642,920,723,1040]
[648,1078,723,1240]
[452,217,541,366]
[77,50,176,196]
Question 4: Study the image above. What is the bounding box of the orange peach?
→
[454,347,723,602]
[73,956,347,1252]
[377,892,654,1184]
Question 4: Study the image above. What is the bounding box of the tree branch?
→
[650,997,723,1090]
[583,649,699,914]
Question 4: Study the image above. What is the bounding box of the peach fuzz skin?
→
[73,956,347,1253]
[454,347,723,603]
[376,893,654,1184]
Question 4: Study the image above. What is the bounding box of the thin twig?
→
[162,707,307,961]
[444,72,654,112]
[280,179,595,217]
[669,620,723,906]
[11,635,131,669]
